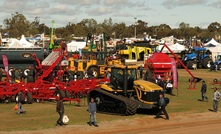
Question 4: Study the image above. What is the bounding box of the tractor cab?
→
[110,65,137,92]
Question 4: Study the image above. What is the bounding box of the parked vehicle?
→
[88,64,168,115]
[182,47,211,69]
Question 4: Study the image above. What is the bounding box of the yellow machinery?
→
[118,45,152,61]
[88,64,168,115]
[68,51,122,78]
[67,33,123,78]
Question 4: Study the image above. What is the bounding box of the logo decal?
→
[21,52,32,58]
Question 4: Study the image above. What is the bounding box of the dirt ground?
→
[1,111,221,134]
[1,69,220,134]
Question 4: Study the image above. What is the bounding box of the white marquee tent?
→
[8,35,34,47]
[204,38,221,61]
[204,38,221,47]
[19,35,34,47]
[157,43,186,53]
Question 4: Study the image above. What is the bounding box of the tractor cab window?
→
[127,69,137,80]
[110,68,124,89]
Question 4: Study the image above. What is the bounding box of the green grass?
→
[0,69,220,132]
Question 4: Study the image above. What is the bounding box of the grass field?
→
[0,69,220,132]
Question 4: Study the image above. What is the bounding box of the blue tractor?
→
[209,55,221,71]
[182,47,211,69]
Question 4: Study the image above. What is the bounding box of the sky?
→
[0,0,221,29]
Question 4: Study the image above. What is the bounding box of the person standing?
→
[56,96,64,126]
[139,65,143,79]
[88,97,98,127]
[201,80,208,101]
[213,87,221,112]
[17,91,26,114]
[155,94,169,120]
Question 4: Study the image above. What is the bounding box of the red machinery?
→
[0,48,109,103]
[144,43,201,92]
[144,52,178,94]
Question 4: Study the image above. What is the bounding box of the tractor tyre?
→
[65,90,71,98]
[57,90,65,99]
[88,67,100,78]
[26,92,33,104]
[218,64,221,70]
[77,71,84,79]
[186,60,193,69]
[15,94,19,103]
[202,57,210,68]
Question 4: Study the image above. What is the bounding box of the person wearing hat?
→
[213,87,221,112]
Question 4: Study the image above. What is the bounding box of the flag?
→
[2,54,8,72]
[170,58,178,89]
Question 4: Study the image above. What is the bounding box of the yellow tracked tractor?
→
[88,64,169,115]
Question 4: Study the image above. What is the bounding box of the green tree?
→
[112,22,127,39]
[79,19,98,34]
[179,22,190,38]
[208,22,220,32]
[3,12,30,37]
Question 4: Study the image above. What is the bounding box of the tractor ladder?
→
[36,50,64,83]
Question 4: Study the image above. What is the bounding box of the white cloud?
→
[85,7,113,16]
[51,0,101,7]
[162,0,207,9]
[208,0,221,8]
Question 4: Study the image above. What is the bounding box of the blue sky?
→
[0,0,221,28]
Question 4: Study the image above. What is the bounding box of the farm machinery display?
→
[88,64,167,115]
[0,47,109,103]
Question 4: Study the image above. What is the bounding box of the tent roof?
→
[157,43,186,53]
[204,38,221,47]
[19,35,34,47]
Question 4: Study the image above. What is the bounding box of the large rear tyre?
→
[26,92,33,104]
[218,64,221,70]
[186,60,194,69]
[65,90,71,98]
[88,67,99,78]
[56,90,65,99]
[202,57,210,68]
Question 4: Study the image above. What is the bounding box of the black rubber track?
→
[90,89,138,115]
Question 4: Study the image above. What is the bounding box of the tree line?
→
[0,12,221,42]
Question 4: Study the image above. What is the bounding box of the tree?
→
[135,20,148,38]
[208,22,221,32]
[112,22,127,39]
[154,24,172,38]
[79,19,98,34]
[178,22,190,38]
[99,18,113,36]
[3,12,30,37]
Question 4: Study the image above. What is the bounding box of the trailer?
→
[0,47,47,68]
